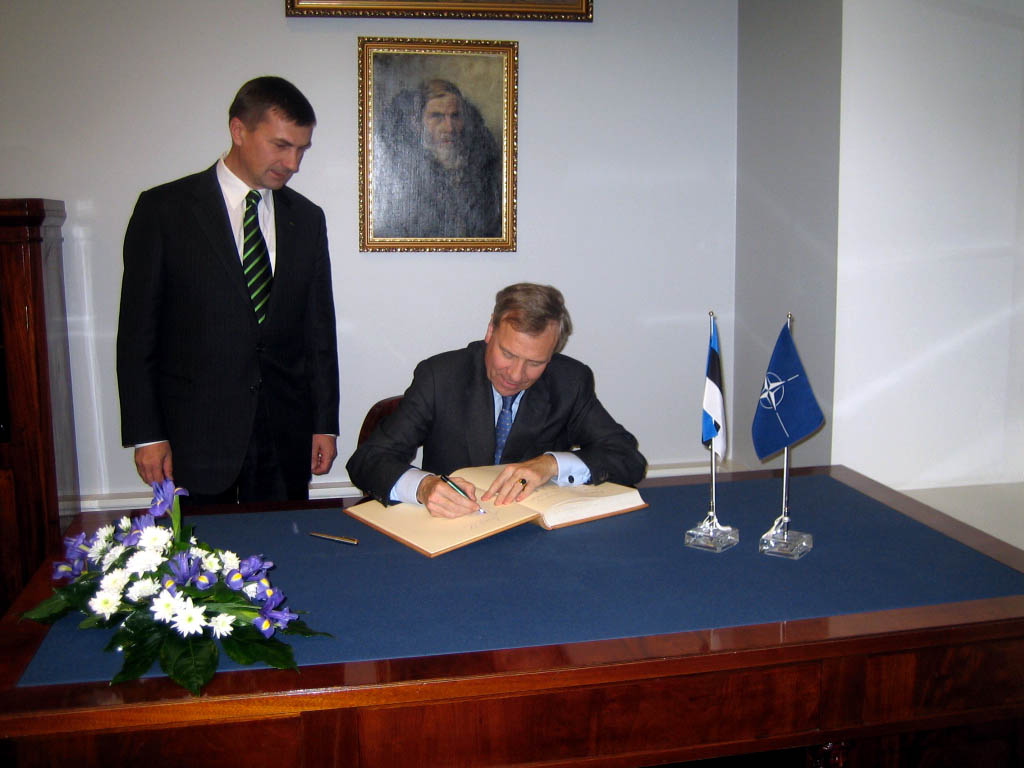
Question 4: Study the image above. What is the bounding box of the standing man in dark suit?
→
[117,76,339,504]
[346,283,646,517]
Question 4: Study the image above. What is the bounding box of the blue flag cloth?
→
[701,317,726,458]
[751,323,824,460]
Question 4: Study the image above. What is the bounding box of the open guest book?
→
[345,465,647,557]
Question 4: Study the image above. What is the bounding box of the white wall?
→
[0,1,739,501]
[4,0,1021,513]
[834,0,1024,490]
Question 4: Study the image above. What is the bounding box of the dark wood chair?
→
[356,396,403,446]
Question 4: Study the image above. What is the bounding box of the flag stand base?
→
[685,513,739,553]
[759,527,812,559]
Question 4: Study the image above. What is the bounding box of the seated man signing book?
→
[346,283,647,518]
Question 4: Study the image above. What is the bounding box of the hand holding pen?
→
[417,473,484,518]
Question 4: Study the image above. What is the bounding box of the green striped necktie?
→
[243,190,273,324]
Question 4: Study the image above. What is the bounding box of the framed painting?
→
[287,1,592,22]
[358,37,518,252]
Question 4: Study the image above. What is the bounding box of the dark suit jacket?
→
[346,341,646,505]
[117,164,339,495]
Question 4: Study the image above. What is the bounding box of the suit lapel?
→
[503,375,552,462]
[188,166,255,313]
[267,188,295,325]
[463,344,498,466]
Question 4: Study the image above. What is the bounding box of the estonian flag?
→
[701,317,726,458]
[751,323,824,460]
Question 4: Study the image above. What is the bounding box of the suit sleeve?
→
[303,206,340,436]
[345,359,438,504]
[564,365,647,487]
[116,190,167,447]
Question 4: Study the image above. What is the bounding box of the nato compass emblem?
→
[759,371,801,437]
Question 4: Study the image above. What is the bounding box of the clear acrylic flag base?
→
[758,515,812,560]
[685,512,739,553]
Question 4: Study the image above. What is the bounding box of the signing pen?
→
[310,531,359,545]
[438,474,485,514]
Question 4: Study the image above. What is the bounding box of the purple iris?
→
[224,569,245,591]
[149,478,188,518]
[63,532,89,563]
[167,551,199,587]
[194,569,218,591]
[252,590,297,638]
[52,559,84,582]
[53,533,90,581]
[238,555,274,581]
[238,557,274,581]
[161,574,178,595]
[116,513,155,546]
[253,577,276,602]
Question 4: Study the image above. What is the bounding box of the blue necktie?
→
[494,394,515,464]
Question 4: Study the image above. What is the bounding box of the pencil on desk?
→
[310,531,359,545]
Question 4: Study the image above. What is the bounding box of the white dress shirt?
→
[216,157,277,272]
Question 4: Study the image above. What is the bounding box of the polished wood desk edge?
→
[3,466,1023,738]
[3,604,1024,739]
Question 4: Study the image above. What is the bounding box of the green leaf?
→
[159,632,219,696]
[220,625,297,671]
[170,494,183,544]
[57,577,101,612]
[112,622,167,685]
[279,618,331,638]
[21,592,72,623]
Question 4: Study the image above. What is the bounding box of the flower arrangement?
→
[23,480,324,695]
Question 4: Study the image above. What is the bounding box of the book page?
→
[345,496,538,557]
[450,465,646,528]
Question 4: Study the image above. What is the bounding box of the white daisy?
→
[137,525,172,553]
[99,567,131,594]
[209,613,235,638]
[219,550,240,573]
[125,548,164,576]
[242,582,260,599]
[118,515,132,532]
[88,589,122,620]
[87,537,110,564]
[171,598,207,637]
[126,577,160,603]
[101,544,127,572]
[201,551,221,573]
[150,588,183,623]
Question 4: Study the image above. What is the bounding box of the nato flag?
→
[751,323,824,460]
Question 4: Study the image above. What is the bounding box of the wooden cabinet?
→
[0,199,78,615]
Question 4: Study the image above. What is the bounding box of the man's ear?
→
[484,322,495,343]
[228,116,247,147]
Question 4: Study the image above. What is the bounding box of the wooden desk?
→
[2,466,1023,767]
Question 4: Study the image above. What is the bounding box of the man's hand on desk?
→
[481,454,558,506]
[417,474,481,518]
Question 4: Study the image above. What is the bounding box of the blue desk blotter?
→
[18,475,1024,687]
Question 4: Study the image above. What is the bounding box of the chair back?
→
[357,396,403,445]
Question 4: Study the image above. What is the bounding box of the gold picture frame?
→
[287,1,592,22]
[358,37,518,252]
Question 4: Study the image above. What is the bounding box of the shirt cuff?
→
[391,468,432,505]
[547,452,591,486]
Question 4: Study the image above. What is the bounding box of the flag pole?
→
[758,313,812,559]
[708,313,718,525]
[685,311,738,552]
[779,314,793,535]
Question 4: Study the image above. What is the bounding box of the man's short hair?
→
[491,283,573,355]
[229,76,316,129]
